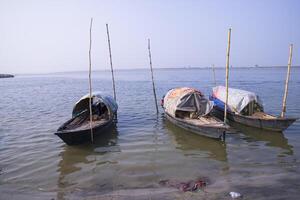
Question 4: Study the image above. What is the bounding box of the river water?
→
[0,67,299,200]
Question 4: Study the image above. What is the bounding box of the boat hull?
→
[212,107,297,132]
[165,113,227,139]
[55,119,114,145]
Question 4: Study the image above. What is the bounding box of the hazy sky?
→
[0,0,299,74]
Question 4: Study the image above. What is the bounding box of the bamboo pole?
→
[212,64,217,86]
[147,39,159,114]
[224,28,231,124]
[88,18,94,143]
[106,23,117,101]
[281,44,293,118]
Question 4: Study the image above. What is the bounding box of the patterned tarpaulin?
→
[163,87,213,117]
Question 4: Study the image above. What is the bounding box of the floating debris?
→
[159,177,208,192]
[229,191,242,199]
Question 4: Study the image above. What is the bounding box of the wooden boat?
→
[210,86,298,132]
[55,92,118,145]
[162,87,228,140]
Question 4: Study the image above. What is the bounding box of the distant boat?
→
[210,86,298,132]
[55,92,118,145]
[162,87,228,140]
[0,74,14,78]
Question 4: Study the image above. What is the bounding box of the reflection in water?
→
[231,122,293,155]
[56,125,119,200]
[163,117,227,162]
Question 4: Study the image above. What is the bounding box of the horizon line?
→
[7,65,300,76]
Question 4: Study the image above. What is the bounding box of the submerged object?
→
[55,92,118,145]
[159,177,208,192]
[162,87,228,139]
[210,86,297,132]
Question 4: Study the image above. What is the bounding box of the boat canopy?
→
[163,87,213,118]
[72,92,118,117]
[212,86,263,114]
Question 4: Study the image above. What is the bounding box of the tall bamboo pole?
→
[106,23,117,101]
[147,39,159,114]
[281,44,293,118]
[88,18,94,143]
[224,28,231,124]
[212,64,217,86]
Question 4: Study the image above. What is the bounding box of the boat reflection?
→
[230,121,293,155]
[164,118,227,162]
[56,125,119,200]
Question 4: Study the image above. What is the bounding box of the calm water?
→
[0,68,300,200]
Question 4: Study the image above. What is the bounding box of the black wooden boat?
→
[162,87,228,140]
[210,86,298,132]
[55,92,118,145]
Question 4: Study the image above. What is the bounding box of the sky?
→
[0,0,299,74]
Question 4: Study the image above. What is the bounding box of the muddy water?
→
[0,67,299,199]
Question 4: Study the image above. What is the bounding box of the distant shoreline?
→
[0,74,14,78]
[10,65,300,76]
[45,65,300,73]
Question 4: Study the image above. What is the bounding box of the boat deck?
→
[70,119,108,131]
[62,113,109,132]
[181,116,226,128]
[248,112,277,119]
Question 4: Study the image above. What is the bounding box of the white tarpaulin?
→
[163,87,213,118]
[212,86,263,113]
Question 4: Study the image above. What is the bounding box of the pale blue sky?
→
[0,0,299,74]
